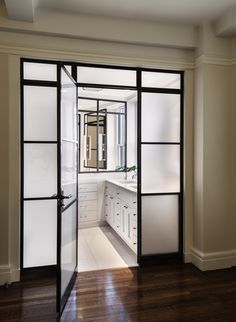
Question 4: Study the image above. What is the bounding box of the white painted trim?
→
[195,54,232,67]
[0,265,20,285]
[188,247,236,271]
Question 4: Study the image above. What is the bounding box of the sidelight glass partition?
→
[139,70,183,259]
[22,61,58,268]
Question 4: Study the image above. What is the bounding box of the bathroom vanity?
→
[105,180,137,254]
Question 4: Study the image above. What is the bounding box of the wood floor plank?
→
[1,263,236,321]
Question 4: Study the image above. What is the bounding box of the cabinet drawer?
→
[79,192,97,201]
[78,200,97,212]
[79,183,97,193]
[79,211,97,222]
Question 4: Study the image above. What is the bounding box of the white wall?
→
[0,13,195,285]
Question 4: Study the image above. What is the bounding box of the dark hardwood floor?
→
[1,263,236,321]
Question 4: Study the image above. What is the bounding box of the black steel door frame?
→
[20,57,184,283]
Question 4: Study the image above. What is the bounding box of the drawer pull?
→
[117,192,120,195]
[133,242,137,245]
[133,213,136,216]
[106,215,108,217]
[117,202,119,205]
[133,227,136,230]
[124,205,128,209]
[117,226,120,228]
[117,213,119,216]
[133,201,136,204]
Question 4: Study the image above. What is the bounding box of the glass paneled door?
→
[58,66,78,313]
[21,60,78,316]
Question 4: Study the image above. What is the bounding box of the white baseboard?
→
[185,248,236,271]
[0,265,20,285]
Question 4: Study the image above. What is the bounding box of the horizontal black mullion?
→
[24,196,58,201]
[141,192,180,196]
[79,109,125,115]
[140,67,182,74]
[141,142,180,145]
[24,141,58,144]
[77,62,137,71]
[23,80,57,87]
[141,87,181,94]
[77,83,136,91]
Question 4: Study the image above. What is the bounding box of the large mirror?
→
[78,94,127,172]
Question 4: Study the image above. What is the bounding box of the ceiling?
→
[37,0,236,24]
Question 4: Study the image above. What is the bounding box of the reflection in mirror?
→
[78,87,137,173]
[79,97,127,172]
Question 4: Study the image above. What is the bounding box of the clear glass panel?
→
[101,113,125,171]
[23,62,57,81]
[141,93,180,143]
[61,202,77,297]
[23,200,57,267]
[61,70,77,142]
[142,195,179,255]
[61,141,77,207]
[24,144,57,198]
[24,86,57,141]
[141,145,180,193]
[142,71,180,89]
[77,67,136,86]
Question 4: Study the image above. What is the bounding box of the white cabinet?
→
[78,183,98,223]
[105,182,137,254]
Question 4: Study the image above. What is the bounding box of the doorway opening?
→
[20,58,184,313]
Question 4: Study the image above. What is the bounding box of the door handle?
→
[58,193,72,207]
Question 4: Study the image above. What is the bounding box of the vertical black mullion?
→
[56,63,62,313]
[75,83,79,272]
[125,102,127,169]
[179,71,184,256]
[96,100,99,172]
[71,63,77,82]
[137,69,142,264]
[20,59,24,272]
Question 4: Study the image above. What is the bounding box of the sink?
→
[118,180,136,184]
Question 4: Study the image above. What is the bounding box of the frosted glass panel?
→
[24,144,57,198]
[23,200,57,267]
[24,86,57,141]
[142,93,180,142]
[142,71,180,89]
[61,71,77,141]
[61,202,77,297]
[77,67,136,86]
[23,62,57,81]
[142,195,179,255]
[61,141,77,207]
[142,145,180,193]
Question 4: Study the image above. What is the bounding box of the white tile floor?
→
[78,226,137,272]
